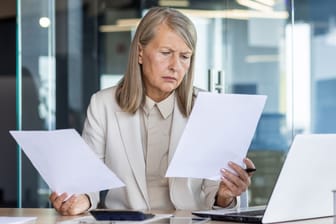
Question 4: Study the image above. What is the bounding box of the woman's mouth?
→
[162,76,176,82]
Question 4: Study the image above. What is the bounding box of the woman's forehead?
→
[148,24,192,51]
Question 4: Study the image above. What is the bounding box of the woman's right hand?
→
[49,192,90,216]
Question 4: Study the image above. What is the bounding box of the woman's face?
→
[138,23,192,102]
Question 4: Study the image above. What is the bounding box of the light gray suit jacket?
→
[83,86,220,210]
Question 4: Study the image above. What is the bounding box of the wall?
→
[0,76,17,207]
[0,0,17,207]
[0,0,15,19]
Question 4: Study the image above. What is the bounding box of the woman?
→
[50,6,255,215]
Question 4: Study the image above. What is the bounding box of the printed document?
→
[10,129,124,195]
[0,217,36,224]
[165,92,267,180]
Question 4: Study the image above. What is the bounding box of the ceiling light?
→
[158,0,189,7]
[39,17,50,28]
[179,9,288,20]
[254,0,275,7]
[236,0,273,12]
[116,18,141,27]
[99,25,135,32]
[245,54,279,63]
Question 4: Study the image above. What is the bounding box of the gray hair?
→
[115,6,197,117]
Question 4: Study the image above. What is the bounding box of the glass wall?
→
[17,0,336,208]
[18,0,55,207]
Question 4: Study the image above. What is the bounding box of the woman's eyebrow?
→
[160,46,192,54]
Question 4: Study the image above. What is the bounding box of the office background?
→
[1,0,336,208]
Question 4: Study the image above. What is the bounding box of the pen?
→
[245,168,256,173]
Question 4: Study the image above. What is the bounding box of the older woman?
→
[49,6,255,215]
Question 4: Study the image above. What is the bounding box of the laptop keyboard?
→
[225,209,265,217]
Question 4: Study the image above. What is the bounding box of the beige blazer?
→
[83,86,220,210]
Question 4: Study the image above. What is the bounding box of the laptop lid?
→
[262,134,336,223]
[193,134,336,223]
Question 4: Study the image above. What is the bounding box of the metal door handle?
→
[208,69,225,93]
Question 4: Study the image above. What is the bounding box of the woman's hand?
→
[49,192,90,216]
[215,158,256,207]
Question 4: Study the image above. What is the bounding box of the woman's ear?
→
[138,44,143,64]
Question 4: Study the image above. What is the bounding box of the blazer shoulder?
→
[89,86,120,109]
[93,85,117,98]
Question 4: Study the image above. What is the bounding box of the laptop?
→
[193,134,336,223]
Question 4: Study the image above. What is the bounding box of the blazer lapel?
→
[115,111,150,207]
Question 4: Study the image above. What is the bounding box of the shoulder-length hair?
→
[115,6,197,117]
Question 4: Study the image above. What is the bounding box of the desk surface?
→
[0,208,334,224]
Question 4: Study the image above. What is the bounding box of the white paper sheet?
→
[0,217,36,224]
[165,92,267,180]
[10,129,124,195]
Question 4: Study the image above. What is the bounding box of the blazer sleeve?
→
[81,92,107,209]
[202,179,220,208]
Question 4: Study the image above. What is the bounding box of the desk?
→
[0,208,334,224]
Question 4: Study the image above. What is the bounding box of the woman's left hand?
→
[49,192,90,216]
[215,157,256,207]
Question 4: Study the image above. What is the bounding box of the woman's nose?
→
[169,54,181,72]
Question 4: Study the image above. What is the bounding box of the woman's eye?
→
[181,55,191,60]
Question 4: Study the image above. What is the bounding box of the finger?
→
[68,197,86,216]
[223,167,250,192]
[221,169,247,193]
[220,176,237,197]
[49,192,58,202]
[60,195,77,215]
[244,157,256,169]
[221,175,245,196]
[52,193,68,211]
[244,158,256,177]
[228,162,250,181]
